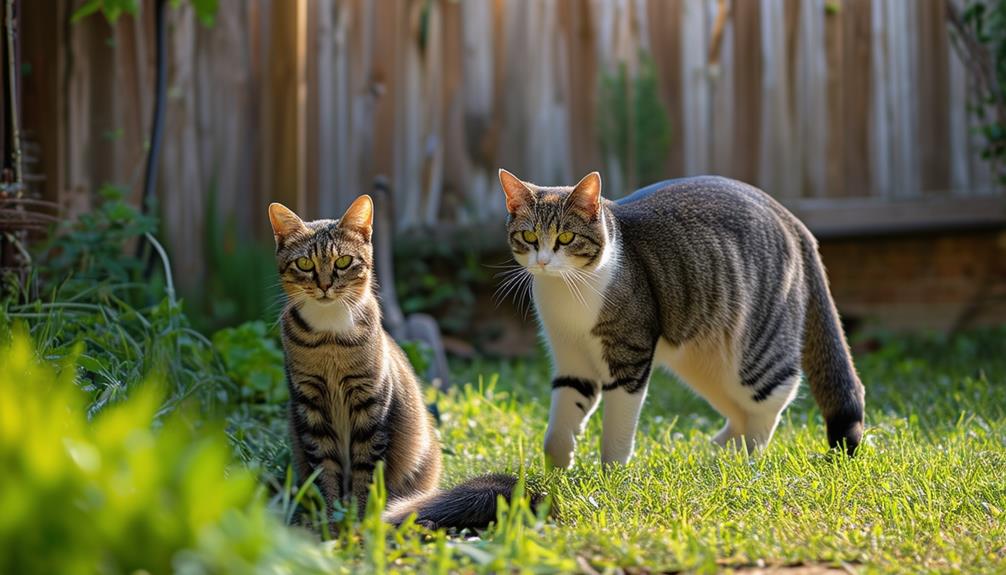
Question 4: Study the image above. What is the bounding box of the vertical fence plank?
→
[305,0,322,218]
[458,0,497,223]
[842,0,872,198]
[439,0,468,224]
[760,0,799,198]
[709,2,734,178]
[195,0,256,234]
[264,0,307,213]
[563,0,602,178]
[917,0,950,193]
[20,0,66,204]
[646,0,683,178]
[680,0,711,176]
[732,0,762,186]
[796,0,827,197]
[161,5,204,292]
[824,0,844,198]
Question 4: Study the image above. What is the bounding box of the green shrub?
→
[0,331,336,574]
[213,321,286,405]
[598,52,673,194]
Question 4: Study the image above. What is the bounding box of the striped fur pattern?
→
[498,170,865,467]
[269,197,526,530]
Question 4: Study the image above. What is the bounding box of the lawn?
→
[434,332,1006,574]
[3,313,1004,573]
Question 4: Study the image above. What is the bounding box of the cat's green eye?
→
[295,257,314,271]
[521,230,538,244]
[335,255,353,270]
[557,231,575,245]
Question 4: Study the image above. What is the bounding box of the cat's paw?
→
[543,434,575,469]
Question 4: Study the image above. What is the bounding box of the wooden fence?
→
[21,0,1004,292]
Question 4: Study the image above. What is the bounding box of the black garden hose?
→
[138,0,167,273]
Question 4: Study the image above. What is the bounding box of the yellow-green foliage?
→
[0,331,334,575]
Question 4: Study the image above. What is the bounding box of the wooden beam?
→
[402,194,1006,252]
[785,195,1006,239]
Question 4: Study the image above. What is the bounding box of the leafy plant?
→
[72,0,220,26]
[193,187,282,332]
[950,0,1006,184]
[394,237,487,336]
[0,331,336,575]
[598,52,673,195]
[212,320,286,404]
[36,185,160,304]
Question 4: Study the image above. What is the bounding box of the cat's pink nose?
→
[319,282,333,291]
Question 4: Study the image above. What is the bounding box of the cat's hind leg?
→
[654,338,749,449]
[735,369,801,452]
[733,335,803,452]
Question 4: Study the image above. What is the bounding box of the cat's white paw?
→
[543,432,575,469]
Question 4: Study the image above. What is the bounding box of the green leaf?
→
[70,0,104,23]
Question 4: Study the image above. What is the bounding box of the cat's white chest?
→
[533,272,613,381]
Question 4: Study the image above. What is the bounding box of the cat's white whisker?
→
[517,272,535,319]
[493,268,532,309]
[560,271,588,308]
[568,267,615,307]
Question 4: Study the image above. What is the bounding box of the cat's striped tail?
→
[382,473,542,530]
[799,231,866,455]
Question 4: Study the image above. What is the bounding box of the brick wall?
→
[820,230,1006,332]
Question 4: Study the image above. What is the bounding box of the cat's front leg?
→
[544,374,601,469]
[350,463,373,519]
[600,358,654,466]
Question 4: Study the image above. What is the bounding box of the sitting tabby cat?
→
[497,170,865,467]
[269,196,530,529]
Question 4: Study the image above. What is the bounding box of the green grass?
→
[4,301,1005,573]
[428,331,1006,573]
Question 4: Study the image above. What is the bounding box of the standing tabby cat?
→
[270,196,529,529]
[498,170,865,467]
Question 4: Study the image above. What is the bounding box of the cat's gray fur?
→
[499,171,864,466]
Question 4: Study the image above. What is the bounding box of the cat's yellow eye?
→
[521,230,538,244]
[335,255,353,270]
[557,231,575,245]
[295,257,314,271]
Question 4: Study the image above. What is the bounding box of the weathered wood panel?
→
[22,0,1003,289]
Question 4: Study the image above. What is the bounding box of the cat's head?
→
[268,195,374,307]
[499,169,609,276]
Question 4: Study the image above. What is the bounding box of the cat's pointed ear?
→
[499,168,533,214]
[268,203,307,245]
[339,194,374,240]
[570,171,602,217]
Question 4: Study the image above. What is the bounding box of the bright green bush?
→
[212,321,286,405]
[0,331,336,575]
